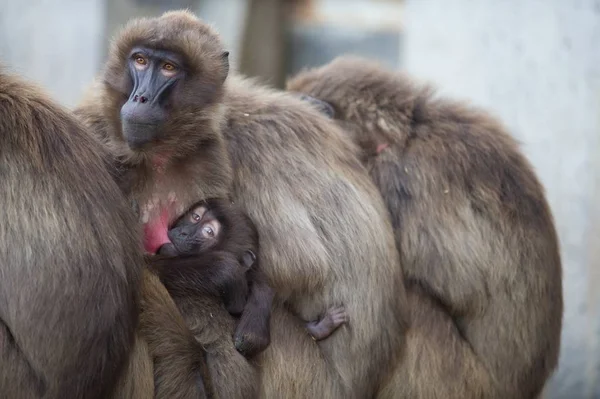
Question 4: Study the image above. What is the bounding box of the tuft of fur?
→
[76,10,408,399]
[287,55,564,399]
[0,69,143,398]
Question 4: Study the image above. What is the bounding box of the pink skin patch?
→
[143,207,171,254]
[376,143,389,154]
[152,153,170,171]
[142,153,177,254]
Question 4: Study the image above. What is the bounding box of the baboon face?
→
[102,11,230,150]
[119,47,185,149]
[286,66,339,116]
[166,199,258,270]
[286,66,365,141]
[168,204,221,254]
[287,58,406,153]
[295,94,336,119]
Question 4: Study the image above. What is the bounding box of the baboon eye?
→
[161,62,178,76]
[134,55,147,65]
[190,206,207,222]
[202,225,214,237]
[200,221,220,238]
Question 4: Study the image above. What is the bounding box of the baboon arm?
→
[149,251,250,315]
[139,270,213,399]
[234,269,275,357]
[110,331,155,399]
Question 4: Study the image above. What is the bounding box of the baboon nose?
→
[132,95,148,103]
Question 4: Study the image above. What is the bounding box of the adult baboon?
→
[287,56,563,398]
[75,11,406,399]
[0,69,143,398]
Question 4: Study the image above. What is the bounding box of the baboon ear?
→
[241,250,257,270]
[221,51,230,83]
[298,94,335,119]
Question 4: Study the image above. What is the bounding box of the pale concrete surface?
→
[404,1,600,397]
[286,0,403,79]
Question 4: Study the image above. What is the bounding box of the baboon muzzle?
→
[120,62,173,149]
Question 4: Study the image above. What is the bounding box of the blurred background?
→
[0,0,598,397]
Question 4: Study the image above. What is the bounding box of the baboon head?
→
[102,10,229,152]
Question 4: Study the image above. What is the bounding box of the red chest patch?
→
[376,143,389,154]
[143,206,171,254]
[142,152,176,254]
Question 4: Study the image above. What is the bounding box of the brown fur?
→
[108,267,216,399]
[137,269,214,399]
[75,10,407,399]
[287,56,564,398]
[0,69,143,398]
[111,311,154,399]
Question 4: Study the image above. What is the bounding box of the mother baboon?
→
[75,10,406,399]
[287,56,563,399]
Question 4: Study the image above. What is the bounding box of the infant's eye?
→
[191,213,200,222]
[202,226,214,237]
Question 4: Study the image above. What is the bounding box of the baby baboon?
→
[0,69,143,398]
[152,199,348,355]
[287,56,563,399]
[75,11,405,399]
[152,198,275,358]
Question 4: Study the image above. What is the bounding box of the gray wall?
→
[404,1,600,397]
[285,0,404,81]
[0,0,105,107]
[0,0,249,106]
[105,0,249,69]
